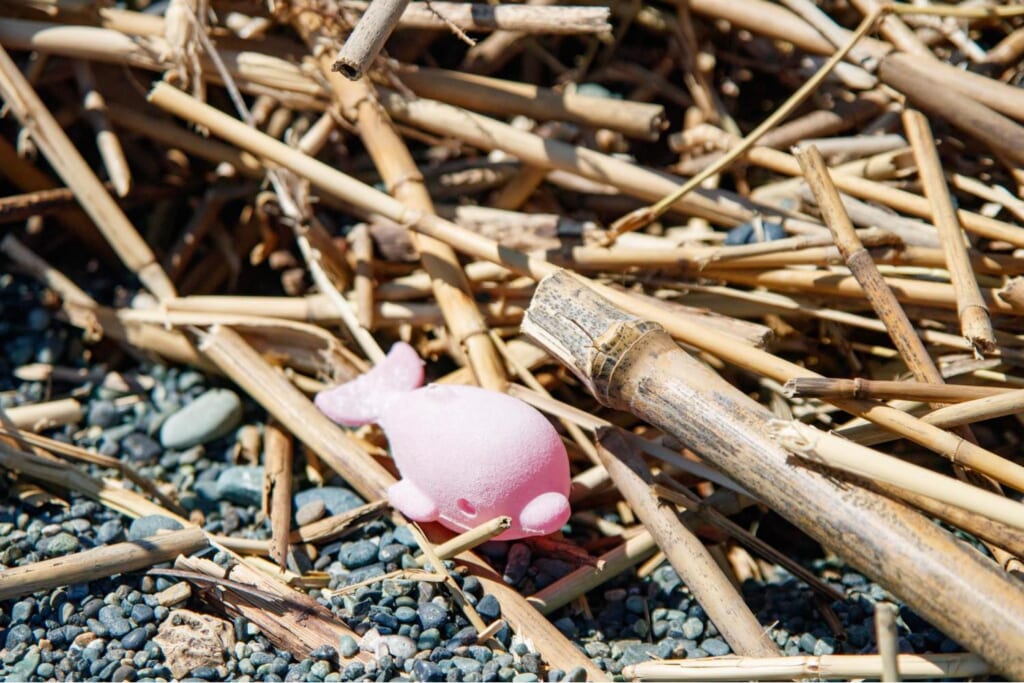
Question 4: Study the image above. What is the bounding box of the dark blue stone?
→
[475,594,501,621]
[413,659,444,682]
[293,487,364,517]
[340,540,379,569]
[121,432,162,462]
[121,627,148,651]
[130,603,154,625]
[417,602,448,630]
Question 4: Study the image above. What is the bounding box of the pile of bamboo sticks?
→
[3,0,1024,679]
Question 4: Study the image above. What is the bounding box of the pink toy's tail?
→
[315,342,425,426]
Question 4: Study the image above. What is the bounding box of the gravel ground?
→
[0,272,963,681]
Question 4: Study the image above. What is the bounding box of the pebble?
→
[87,400,119,428]
[295,499,327,526]
[96,519,125,544]
[338,635,359,658]
[680,616,705,640]
[417,602,448,630]
[128,514,183,540]
[294,487,364,516]
[476,594,501,621]
[159,388,243,449]
[701,637,731,656]
[43,531,80,556]
[381,634,417,660]
[122,432,162,462]
[122,626,149,651]
[340,540,378,569]
[413,659,444,682]
[215,466,264,507]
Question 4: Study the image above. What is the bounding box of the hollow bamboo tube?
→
[394,66,666,140]
[145,83,1024,494]
[902,109,995,353]
[0,527,208,602]
[73,60,131,197]
[0,44,175,300]
[594,428,778,657]
[333,0,409,80]
[770,421,1024,534]
[875,602,901,682]
[522,271,1024,678]
[784,377,1011,403]
[622,653,988,681]
[194,324,604,679]
[1,398,84,431]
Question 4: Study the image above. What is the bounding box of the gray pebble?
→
[338,635,359,658]
[701,637,731,656]
[295,499,327,526]
[87,400,119,428]
[43,532,80,556]
[96,519,124,544]
[121,432,162,463]
[215,466,264,507]
[159,388,243,449]
[121,626,148,651]
[381,635,417,660]
[680,616,704,640]
[293,487,363,517]
[4,624,32,649]
[130,603,154,624]
[476,594,501,621]
[10,600,33,623]
[128,515,183,541]
[340,540,378,569]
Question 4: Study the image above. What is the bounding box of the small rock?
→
[293,487,364,517]
[680,616,704,640]
[412,659,443,682]
[338,635,358,658]
[87,400,119,428]
[96,519,125,544]
[476,594,501,621]
[43,532,80,557]
[4,624,33,649]
[121,432,162,463]
[701,637,731,657]
[294,499,327,526]
[381,635,416,660]
[215,466,264,507]
[310,644,337,661]
[340,540,378,569]
[121,627,148,651]
[159,389,243,449]
[112,664,137,681]
[128,515,183,541]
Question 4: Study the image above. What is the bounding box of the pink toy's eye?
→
[456,499,477,517]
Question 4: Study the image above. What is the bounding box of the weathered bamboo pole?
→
[522,271,1024,679]
[0,528,207,601]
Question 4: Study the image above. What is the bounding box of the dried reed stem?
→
[770,421,1024,534]
[875,602,901,682]
[784,377,1010,403]
[264,420,294,571]
[414,516,511,566]
[394,66,665,140]
[622,653,988,681]
[902,108,995,354]
[0,44,175,300]
[0,398,84,432]
[0,527,208,602]
[594,428,779,657]
[333,0,410,79]
[338,1,611,33]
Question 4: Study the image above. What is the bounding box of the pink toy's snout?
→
[518,491,572,536]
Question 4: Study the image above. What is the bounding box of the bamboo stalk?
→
[770,421,1024,534]
[414,516,511,566]
[333,0,409,79]
[0,43,175,300]
[394,66,665,140]
[522,271,1024,678]
[783,377,1010,403]
[594,428,778,657]
[902,109,995,353]
[1,398,84,431]
[264,420,293,571]
[0,527,208,602]
[335,0,611,33]
[622,653,988,681]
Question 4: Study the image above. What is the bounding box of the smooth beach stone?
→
[159,389,243,449]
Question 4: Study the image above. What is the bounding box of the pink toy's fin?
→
[518,491,571,536]
[314,342,424,426]
[387,479,439,522]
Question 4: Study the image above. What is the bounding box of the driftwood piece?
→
[0,527,208,601]
[175,554,369,662]
[521,271,1024,679]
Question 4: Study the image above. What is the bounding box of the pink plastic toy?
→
[315,342,571,540]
